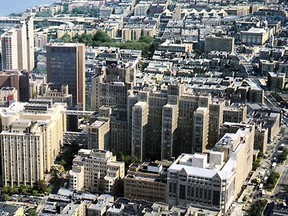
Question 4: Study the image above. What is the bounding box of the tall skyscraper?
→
[0,15,34,71]
[1,29,18,70]
[46,43,86,110]
[25,16,35,71]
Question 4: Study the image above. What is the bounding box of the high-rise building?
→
[0,100,67,186]
[46,43,86,110]
[223,103,247,123]
[0,16,34,71]
[161,96,178,160]
[24,16,34,71]
[167,152,236,213]
[193,107,209,153]
[131,101,149,161]
[208,100,224,148]
[1,29,18,70]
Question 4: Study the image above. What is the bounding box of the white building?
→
[167,125,254,214]
[1,29,18,70]
[167,152,236,213]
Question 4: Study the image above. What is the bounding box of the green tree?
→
[34,180,47,194]
[92,30,113,44]
[19,185,31,195]
[117,152,140,171]
[2,186,10,194]
[266,171,280,190]
[252,159,261,171]
[27,209,37,216]
[62,33,71,43]
[32,190,38,196]
[258,151,264,158]
[9,13,23,17]
[250,199,268,216]
[2,194,9,201]
[35,10,52,17]
[9,187,19,194]
[279,149,288,162]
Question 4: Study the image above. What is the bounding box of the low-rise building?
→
[241,27,269,45]
[124,162,167,202]
[267,72,286,91]
[0,87,17,107]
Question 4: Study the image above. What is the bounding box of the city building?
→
[241,27,269,45]
[87,194,114,216]
[167,124,254,214]
[208,100,224,148]
[0,16,34,71]
[0,87,17,107]
[124,162,168,202]
[193,107,209,153]
[46,43,86,110]
[1,29,18,70]
[131,101,149,161]
[0,100,67,186]
[69,149,125,195]
[0,70,30,102]
[37,84,73,108]
[88,118,110,150]
[204,36,235,53]
[223,103,247,123]
[267,72,286,91]
[167,152,236,213]
[161,98,178,160]
[0,204,25,216]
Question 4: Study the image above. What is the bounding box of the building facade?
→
[47,43,86,110]
[0,100,67,186]
[69,149,125,195]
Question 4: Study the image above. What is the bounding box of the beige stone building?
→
[0,100,67,186]
[88,119,110,150]
[208,100,224,148]
[241,27,269,45]
[223,103,247,123]
[131,101,149,161]
[69,149,125,195]
[1,29,19,70]
[161,101,178,160]
[193,107,209,153]
[1,16,34,71]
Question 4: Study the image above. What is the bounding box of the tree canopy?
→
[62,31,159,58]
[250,199,268,216]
